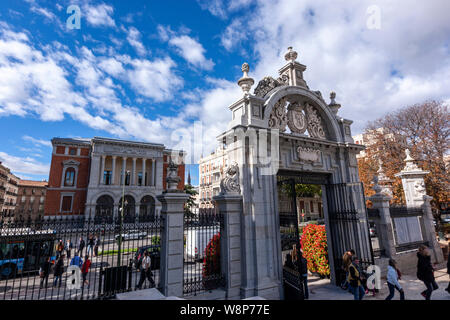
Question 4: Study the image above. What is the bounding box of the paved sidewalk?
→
[307,267,450,300]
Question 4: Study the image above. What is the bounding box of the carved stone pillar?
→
[99,155,106,185]
[142,158,146,186]
[121,157,127,185]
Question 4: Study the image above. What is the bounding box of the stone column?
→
[369,178,396,259]
[99,155,106,185]
[395,149,444,263]
[152,159,156,186]
[213,193,242,300]
[157,160,188,297]
[88,155,101,188]
[132,158,137,186]
[142,158,146,186]
[111,156,117,185]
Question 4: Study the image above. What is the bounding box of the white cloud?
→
[125,26,147,56]
[158,25,214,70]
[22,135,52,147]
[127,57,183,102]
[0,151,49,176]
[83,3,116,28]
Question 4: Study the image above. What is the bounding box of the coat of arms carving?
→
[287,102,307,134]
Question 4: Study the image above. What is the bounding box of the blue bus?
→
[0,228,57,279]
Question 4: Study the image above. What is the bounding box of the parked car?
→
[133,245,160,270]
[115,229,147,242]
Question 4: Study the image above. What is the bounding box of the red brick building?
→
[45,137,185,219]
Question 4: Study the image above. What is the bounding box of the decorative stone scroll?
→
[305,103,326,139]
[297,147,321,163]
[220,162,241,194]
[268,97,288,132]
[254,76,280,98]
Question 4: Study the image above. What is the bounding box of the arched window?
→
[95,195,114,223]
[64,168,76,186]
[139,195,155,222]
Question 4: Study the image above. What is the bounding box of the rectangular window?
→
[138,172,143,186]
[69,148,77,155]
[61,196,72,212]
[104,170,112,185]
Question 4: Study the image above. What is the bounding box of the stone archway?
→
[119,195,136,223]
[217,47,372,300]
[139,195,156,222]
[95,195,114,223]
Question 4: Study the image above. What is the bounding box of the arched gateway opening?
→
[217,47,374,300]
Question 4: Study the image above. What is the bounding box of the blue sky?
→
[0,0,449,185]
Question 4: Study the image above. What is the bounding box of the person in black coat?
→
[39,257,52,289]
[298,250,309,299]
[53,255,65,287]
[417,245,437,300]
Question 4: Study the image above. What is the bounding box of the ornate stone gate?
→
[215,47,373,299]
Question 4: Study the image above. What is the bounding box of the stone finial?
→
[372,175,382,194]
[166,159,181,191]
[284,46,298,62]
[219,162,241,195]
[237,62,254,96]
[328,91,341,115]
[402,149,420,172]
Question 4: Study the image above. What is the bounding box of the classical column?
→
[142,158,146,186]
[88,155,101,188]
[132,158,137,186]
[152,159,156,186]
[99,155,106,185]
[122,157,127,185]
[111,156,117,185]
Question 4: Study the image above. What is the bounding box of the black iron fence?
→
[0,215,162,300]
[183,207,224,296]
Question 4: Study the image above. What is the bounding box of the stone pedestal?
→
[157,192,189,297]
[213,193,243,300]
[369,192,396,258]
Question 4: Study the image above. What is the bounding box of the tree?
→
[184,183,198,218]
[359,100,449,216]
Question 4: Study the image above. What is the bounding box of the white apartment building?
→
[198,146,228,208]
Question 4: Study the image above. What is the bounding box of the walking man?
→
[136,250,155,290]
[298,250,309,299]
[77,237,85,256]
[39,257,52,289]
[70,252,83,268]
[417,245,438,300]
[65,239,73,260]
[53,254,65,287]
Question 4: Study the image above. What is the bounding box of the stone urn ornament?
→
[166,160,181,191]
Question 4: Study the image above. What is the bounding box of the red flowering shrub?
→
[202,233,221,280]
[300,224,330,277]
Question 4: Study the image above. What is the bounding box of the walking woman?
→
[385,259,405,300]
[417,245,438,300]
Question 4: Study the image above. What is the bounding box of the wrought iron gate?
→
[277,177,304,300]
[325,182,374,286]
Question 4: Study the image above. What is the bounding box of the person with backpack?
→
[136,250,155,289]
[81,255,91,288]
[417,245,438,300]
[55,240,64,260]
[348,255,365,300]
[385,259,405,300]
[39,256,52,289]
[53,254,65,287]
[298,250,309,299]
